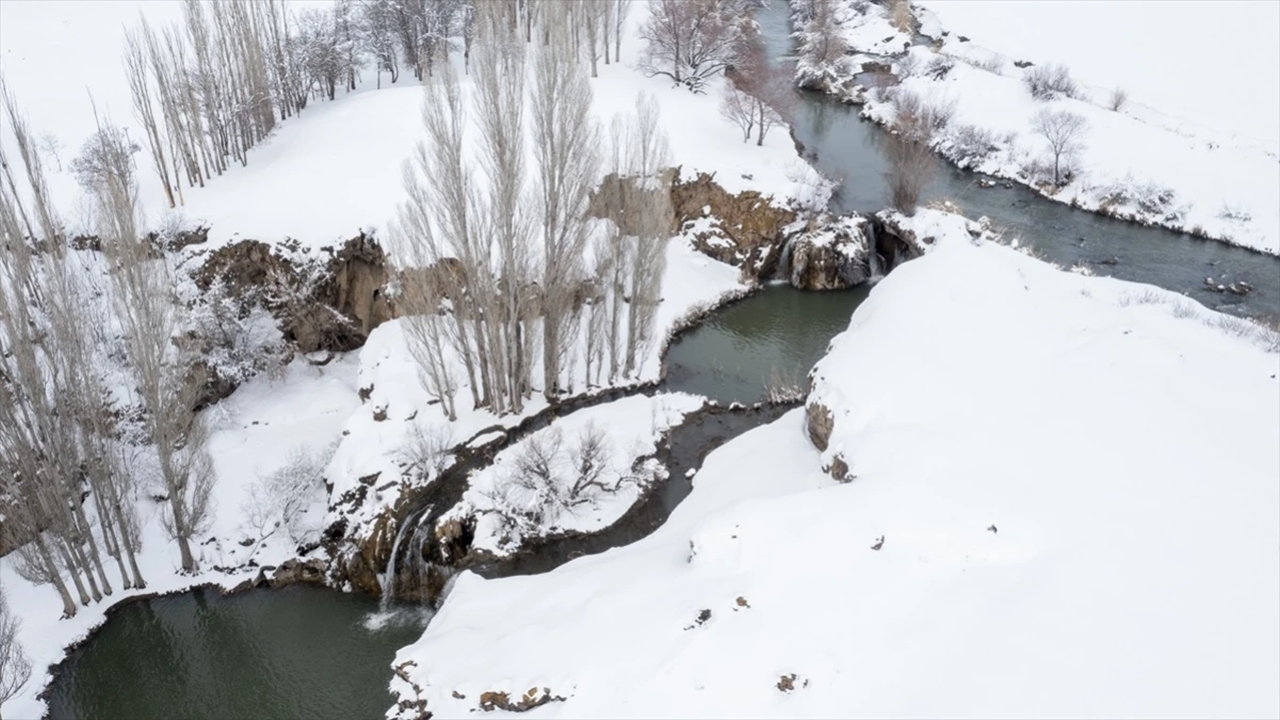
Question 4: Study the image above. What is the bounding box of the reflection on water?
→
[664,283,872,404]
[47,585,427,720]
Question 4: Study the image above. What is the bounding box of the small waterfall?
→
[864,218,885,281]
[380,506,428,611]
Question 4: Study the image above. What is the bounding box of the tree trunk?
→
[35,534,78,618]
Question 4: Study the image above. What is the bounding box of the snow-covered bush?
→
[1024,63,1079,101]
[186,278,288,395]
[924,54,955,80]
[487,424,654,535]
[242,442,336,546]
[943,124,1000,166]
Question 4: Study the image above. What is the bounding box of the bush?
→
[924,55,955,80]
[1109,86,1128,111]
[1024,63,1079,101]
[945,124,1000,165]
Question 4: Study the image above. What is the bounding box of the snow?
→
[0,355,361,720]
[445,393,706,557]
[388,208,1280,719]
[801,1,1280,255]
[914,0,1280,149]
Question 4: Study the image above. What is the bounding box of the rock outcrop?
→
[668,170,796,282]
[195,233,393,354]
[783,215,873,290]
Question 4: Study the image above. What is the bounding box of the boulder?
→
[784,216,873,290]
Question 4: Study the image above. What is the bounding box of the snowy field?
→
[803,0,1280,254]
[915,0,1280,148]
[389,209,1280,718]
[0,355,361,720]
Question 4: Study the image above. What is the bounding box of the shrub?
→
[924,54,955,80]
[1024,63,1079,101]
[946,124,1000,165]
[1109,86,1128,111]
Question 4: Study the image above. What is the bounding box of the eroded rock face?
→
[669,170,796,282]
[195,233,393,354]
[268,558,328,588]
[805,401,835,451]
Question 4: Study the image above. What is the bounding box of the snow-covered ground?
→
[442,393,706,558]
[0,355,360,720]
[799,0,1280,255]
[388,209,1280,718]
[914,0,1280,149]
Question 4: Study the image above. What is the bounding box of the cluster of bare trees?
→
[720,27,792,145]
[1,78,215,621]
[393,1,672,421]
[793,0,849,82]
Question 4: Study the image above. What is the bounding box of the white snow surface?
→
[804,0,1280,254]
[914,0,1280,149]
[0,356,360,720]
[389,210,1280,719]
[447,393,706,557]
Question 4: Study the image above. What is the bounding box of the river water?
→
[46,5,1280,719]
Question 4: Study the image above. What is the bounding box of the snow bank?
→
[388,209,1280,719]
[0,355,359,720]
[444,393,706,558]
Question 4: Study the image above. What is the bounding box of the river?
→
[45,4,1280,718]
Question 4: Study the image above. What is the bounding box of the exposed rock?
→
[784,215,872,290]
[805,401,835,452]
[668,170,796,282]
[268,557,328,588]
[329,233,393,336]
[827,454,853,483]
[478,688,565,712]
[194,233,393,355]
[868,212,929,269]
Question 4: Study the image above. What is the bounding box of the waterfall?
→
[864,219,884,281]
[380,506,428,611]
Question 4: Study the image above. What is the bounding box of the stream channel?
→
[46,3,1279,718]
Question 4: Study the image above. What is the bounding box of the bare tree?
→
[724,27,791,146]
[533,7,600,400]
[622,93,672,375]
[88,115,215,573]
[879,89,940,215]
[0,586,32,716]
[242,444,332,547]
[638,0,746,92]
[796,0,847,72]
[1032,108,1087,186]
[38,133,64,173]
[124,25,175,208]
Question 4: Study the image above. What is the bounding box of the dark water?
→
[664,283,872,404]
[758,1,1280,322]
[46,585,426,720]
